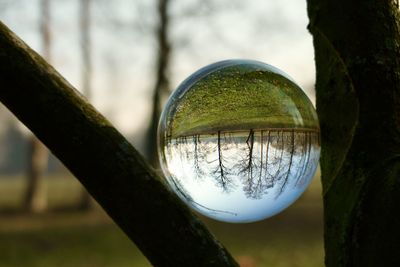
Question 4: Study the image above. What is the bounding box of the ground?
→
[0,172,323,267]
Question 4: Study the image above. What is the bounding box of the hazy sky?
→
[0,0,315,137]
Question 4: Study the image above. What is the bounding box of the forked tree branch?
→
[0,21,238,267]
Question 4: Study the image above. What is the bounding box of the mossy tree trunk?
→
[0,21,238,267]
[307,0,400,266]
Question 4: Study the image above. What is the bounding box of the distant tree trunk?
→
[307,0,400,266]
[25,138,48,212]
[0,21,239,267]
[78,0,94,210]
[24,0,51,213]
[145,0,171,167]
[80,0,92,100]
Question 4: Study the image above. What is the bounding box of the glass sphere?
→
[158,59,320,223]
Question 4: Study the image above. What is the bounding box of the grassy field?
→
[0,173,324,267]
[166,62,318,138]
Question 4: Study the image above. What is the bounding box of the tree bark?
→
[307,0,400,266]
[24,0,51,213]
[0,21,238,267]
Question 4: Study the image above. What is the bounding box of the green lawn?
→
[0,173,324,267]
[166,62,318,137]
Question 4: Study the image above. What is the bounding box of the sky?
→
[0,0,315,138]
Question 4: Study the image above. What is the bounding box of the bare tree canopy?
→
[0,21,238,267]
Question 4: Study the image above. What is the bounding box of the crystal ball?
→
[158,59,320,223]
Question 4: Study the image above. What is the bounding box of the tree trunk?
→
[80,0,92,100]
[307,0,400,266]
[24,138,48,212]
[0,22,238,267]
[24,0,51,213]
[146,0,171,167]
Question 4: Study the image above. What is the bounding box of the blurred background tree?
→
[145,0,171,167]
[78,0,95,210]
[24,0,51,213]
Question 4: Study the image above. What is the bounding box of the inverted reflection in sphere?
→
[158,59,320,223]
